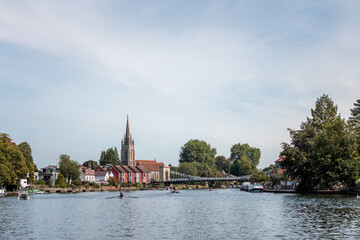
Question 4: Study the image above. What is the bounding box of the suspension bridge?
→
[157,170,250,184]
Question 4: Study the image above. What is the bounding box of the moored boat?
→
[18,191,30,200]
[0,188,6,197]
[248,184,264,193]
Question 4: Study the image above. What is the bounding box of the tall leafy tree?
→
[99,147,121,166]
[0,133,29,189]
[18,142,35,183]
[59,154,80,185]
[281,94,360,192]
[215,155,231,173]
[178,162,199,176]
[349,99,360,149]
[230,143,261,170]
[230,156,254,176]
[83,160,98,169]
[179,139,216,172]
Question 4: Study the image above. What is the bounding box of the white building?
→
[79,165,96,182]
[95,171,114,183]
[38,165,60,185]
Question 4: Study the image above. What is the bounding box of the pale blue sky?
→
[1,1,359,169]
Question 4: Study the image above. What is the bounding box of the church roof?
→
[136,160,164,171]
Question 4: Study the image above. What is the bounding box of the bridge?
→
[156,170,250,184]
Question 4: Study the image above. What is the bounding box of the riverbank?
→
[264,188,359,195]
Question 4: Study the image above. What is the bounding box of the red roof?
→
[136,160,164,171]
[120,166,134,173]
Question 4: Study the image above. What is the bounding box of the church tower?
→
[121,116,135,166]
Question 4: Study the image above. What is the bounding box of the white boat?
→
[0,188,6,197]
[248,184,264,193]
[18,191,30,200]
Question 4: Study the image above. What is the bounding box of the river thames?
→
[1,189,360,239]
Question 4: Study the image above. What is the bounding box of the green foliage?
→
[230,143,261,171]
[18,142,35,184]
[59,154,80,185]
[90,182,99,188]
[262,164,275,173]
[270,173,282,184]
[36,179,46,185]
[349,99,360,151]
[250,171,270,183]
[108,176,118,186]
[215,155,231,173]
[83,160,98,169]
[0,133,29,188]
[178,162,199,176]
[72,179,82,187]
[281,94,360,192]
[230,157,255,176]
[99,147,121,166]
[56,173,67,188]
[170,166,179,172]
[179,139,216,173]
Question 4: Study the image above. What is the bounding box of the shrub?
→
[90,182,100,188]
[36,180,46,185]
[72,179,82,187]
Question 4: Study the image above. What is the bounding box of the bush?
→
[36,180,46,185]
[72,179,82,187]
[90,182,100,188]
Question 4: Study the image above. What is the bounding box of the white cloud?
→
[0,1,359,169]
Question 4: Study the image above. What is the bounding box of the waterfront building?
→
[95,171,114,183]
[38,165,60,185]
[79,164,95,182]
[95,164,121,181]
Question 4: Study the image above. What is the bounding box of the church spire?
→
[121,115,135,166]
[125,115,131,143]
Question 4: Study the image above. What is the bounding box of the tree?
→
[108,176,118,186]
[99,147,121,166]
[281,94,360,192]
[0,133,29,189]
[178,162,199,176]
[250,171,270,183]
[262,164,275,173]
[230,143,261,170]
[18,142,35,184]
[83,160,98,169]
[179,139,216,173]
[59,154,80,185]
[215,156,231,173]
[56,173,67,188]
[230,157,254,176]
[349,99,360,150]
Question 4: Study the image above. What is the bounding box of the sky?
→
[1,1,360,169]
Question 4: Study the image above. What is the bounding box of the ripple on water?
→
[1,190,360,239]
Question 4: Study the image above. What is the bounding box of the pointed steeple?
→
[124,115,133,145]
[121,115,135,166]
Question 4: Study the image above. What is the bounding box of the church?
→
[120,116,170,182]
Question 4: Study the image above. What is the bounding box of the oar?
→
[128,196,139,198]
[106,196,118,199]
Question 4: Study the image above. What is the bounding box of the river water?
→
[1,189,360,239]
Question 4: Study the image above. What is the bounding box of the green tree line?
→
[176,139,262,178]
